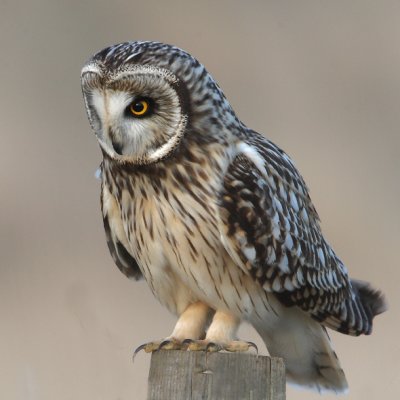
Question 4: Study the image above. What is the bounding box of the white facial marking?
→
[91,89,107,122]
[107,92,131,118]
[147,115,188,162]
[81,63,101,76]
[109,65,178,85]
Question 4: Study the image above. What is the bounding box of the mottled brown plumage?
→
[81,41,387,393]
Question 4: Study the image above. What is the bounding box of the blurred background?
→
[1,1,398,399]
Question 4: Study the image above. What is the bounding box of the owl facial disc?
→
[81,63,188,165]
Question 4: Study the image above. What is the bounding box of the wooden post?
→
[147,351,285,400]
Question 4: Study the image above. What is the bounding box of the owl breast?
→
[102,149,276,321]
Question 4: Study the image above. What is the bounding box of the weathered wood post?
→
[147,351,285,400]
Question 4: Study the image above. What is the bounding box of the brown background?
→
[1,1,398,399]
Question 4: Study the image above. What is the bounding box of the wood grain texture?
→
[147,351,285,400]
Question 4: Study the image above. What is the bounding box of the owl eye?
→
[129,98,152,117]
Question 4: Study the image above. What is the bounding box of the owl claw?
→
[181,338,195,348]
[159,339,182,350]
[225,340,258,354]
[206,342,222,352]
[132,342,154,363]
[133,339,184,361]
[132,340,164,362]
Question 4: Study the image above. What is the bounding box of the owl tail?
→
[254,308,349,394]
[350,279,387,333]
[310,279,387,336]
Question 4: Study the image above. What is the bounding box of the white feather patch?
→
[285,233,294,250]
[243,246,256,262]
[317,247,326,265]
[278,254,290,273]
[289,191,299,211]
[94,167,102,180]
[237,142,268,176]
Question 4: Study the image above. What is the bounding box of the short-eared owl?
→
[81,41,386,393]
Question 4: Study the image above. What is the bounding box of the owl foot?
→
[182,339,258,354]
[133,338,258,362]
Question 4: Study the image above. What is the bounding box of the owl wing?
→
[218,133,373,335]
[101,173,143,281]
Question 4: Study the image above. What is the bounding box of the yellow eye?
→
[129,98,150,116]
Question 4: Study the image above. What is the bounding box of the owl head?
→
[81,41,239,165]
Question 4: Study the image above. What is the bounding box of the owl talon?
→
[159,339,182,350]
[132,342,159,362]
[132,340,168,361]
[206,342,222,352]
[133,339,184,361]
[225,340,258,354]
[181,338,195,348]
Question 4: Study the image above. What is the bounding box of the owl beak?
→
[107,127,124,155]
[111,140,123,155]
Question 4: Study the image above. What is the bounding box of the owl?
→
[81,41,387,393]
